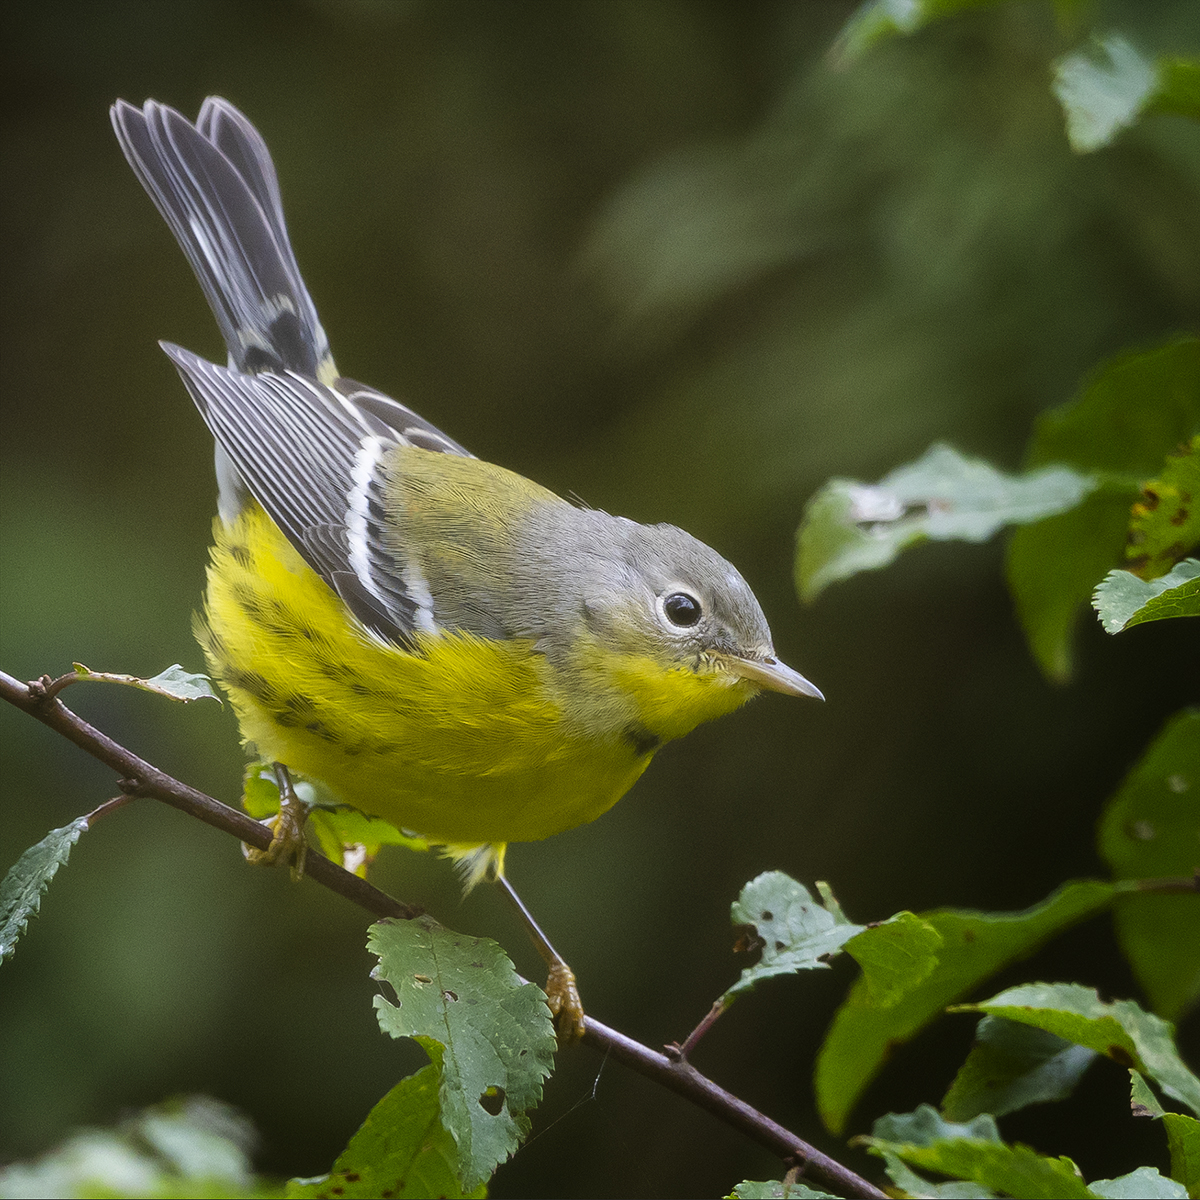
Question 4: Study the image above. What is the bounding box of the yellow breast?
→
[196,503,755,847]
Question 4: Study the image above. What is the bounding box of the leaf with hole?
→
[369,916,556,1191]
[724,873,864,1002]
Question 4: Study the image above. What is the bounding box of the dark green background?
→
[2,2,1197,1196]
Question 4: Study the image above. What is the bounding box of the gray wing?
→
[163,343,472,646]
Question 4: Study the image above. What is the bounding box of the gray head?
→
[524,509,823,701]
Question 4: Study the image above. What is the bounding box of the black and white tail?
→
[114,97,475,648]
[111,97,334,382]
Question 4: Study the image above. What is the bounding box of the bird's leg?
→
[494,873,585,1044]
[243,761,309,878]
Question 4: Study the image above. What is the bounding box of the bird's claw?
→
[545,959,586,1044]
[243,774,309,878]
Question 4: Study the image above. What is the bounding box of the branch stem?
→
[670,996,732,1062]
[84,794,137,825]
[1133,872,1199,894]
[0,666,884,1200]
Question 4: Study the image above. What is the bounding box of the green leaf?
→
[1093,560,1200,633]
[942,1015,1096,1121]
[872,1105,1002,1147]
[860,1105,1092,1199]
[307,806,432,874]
[1,817,89,962]
[899,1143,1093,1198]
[795,443,1095,601]
[241,764,282,820]
[724,873,864,1002]
[1053,36,1200,153]
[874,1147,999,1199]
[960,983,1200,1118]
[1088,1167,1187,1199]
[138,664,222,703]
[1163,1114,1200,1198]
[71,662,220,703]
[1007,488,1137,681]
[369,916,556,1192]
[1132,1070,1168,1119]
[1126,438,1200,579]
[1150,58,1200,122]
[1025,339,1200,480]
[815,880,1116,1134]
[727,1181,840,1199]
[1097,710,1200,1021]
[863,1105,1186,1197]
[845,912,944,1007]
[287,1065,485,1199]
[1053,36,1161,153]
[241,765,430,875]
[1009,337,1200,680]
[1129,1076,1200,1197]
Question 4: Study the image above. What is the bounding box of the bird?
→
[110,96,823,1040]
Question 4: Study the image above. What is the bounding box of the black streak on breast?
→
[623,724,661,757]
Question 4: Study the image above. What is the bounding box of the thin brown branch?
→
[84,794,138,825]
[32,671,83,700]
[0,666,886,1200]
[668,996,731,1062]
[590,1015,882,1196]
[1132,872,1199,894]
[1,669,420,921]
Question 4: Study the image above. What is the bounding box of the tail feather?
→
[111,98,333,380]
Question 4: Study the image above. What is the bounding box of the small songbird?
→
[111,97,822,1039]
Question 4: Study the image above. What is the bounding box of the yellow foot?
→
[545,959,586,1044]
[243,764,309,877]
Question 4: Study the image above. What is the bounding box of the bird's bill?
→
[725,654,824,700]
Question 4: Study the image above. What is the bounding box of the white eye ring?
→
[657,590,703,629]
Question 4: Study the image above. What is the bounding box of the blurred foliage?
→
[2,0,1199,1196]
[0,1096,276,1199]
[941,1015,1097,1122]
[795,443,1096,600]
[1053,34,1200,153]
[797,335,1199,678]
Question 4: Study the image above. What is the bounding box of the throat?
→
[561,637,758,749]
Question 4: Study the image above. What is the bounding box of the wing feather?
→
[162,344,470,645]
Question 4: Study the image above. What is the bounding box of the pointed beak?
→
[725,654,824,701]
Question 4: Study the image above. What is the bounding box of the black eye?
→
[662,591,702,627]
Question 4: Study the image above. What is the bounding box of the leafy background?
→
[1,1,1197,1196]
